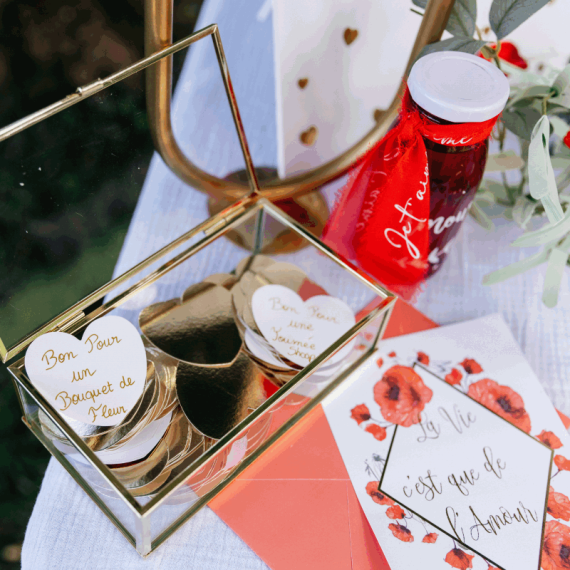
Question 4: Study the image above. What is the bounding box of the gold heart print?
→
[140,280,265,440]
[300,126,318,146]
[298,78,308,89]
[344,28,358,45]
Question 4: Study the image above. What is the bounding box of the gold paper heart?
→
[374,108,386,123]
[140,282,265,440]
[298,78,309,89]
[343,28,358,45]
[300,126,318,146]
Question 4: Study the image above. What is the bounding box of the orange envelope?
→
[209,300,570,570]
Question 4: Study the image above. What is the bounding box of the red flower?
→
[386,505,406,519]
[564,131,570,149]
[388,523,413,542]
[374,365,433,427]
[376,357,384,367]
[445,548,474,569]
[350,404,371,425]
[555,455,570,472]
[542,520,570,570]
[548,487,570,521]
[417,351,430,365]
[422,532,438,543]
[480,41,528,69]
[365,482,395,506]
[468,379,531,433]
[388,351,396,357]
[445,368,463,386]
[365,424,387,441]
[537,430,564,450]
[460,358,483,374]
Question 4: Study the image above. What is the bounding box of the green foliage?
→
[489,0,551,39]
[419,37,486,59]
[412,0,570,307]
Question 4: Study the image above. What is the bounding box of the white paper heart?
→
[25,316,146,426]
[251,285,356,368]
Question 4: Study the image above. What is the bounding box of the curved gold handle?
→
[145,0,455,202]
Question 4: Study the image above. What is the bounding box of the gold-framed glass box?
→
[1,25,396,556]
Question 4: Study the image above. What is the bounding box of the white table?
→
[21,0,570,567]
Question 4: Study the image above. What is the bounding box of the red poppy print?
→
[444,548,474,569]
[445,368,463,386]
[388,351,396,358]
[548,487,570,521]
[386,505,406,520]
[350,404,371,425]
[537,430,563,450]
[417,351,430,365]
[388,523,413,542]
[555,455,570,472]
[564,131,570,149]
[365,424,387,441]
[467,379,531,433]
[365,482,395,506]
[422,532,438,543]
[460,358,483,375]
[542,520,570,570]
[376,357,384,368]
[374,366,433,427]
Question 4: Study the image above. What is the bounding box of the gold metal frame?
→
[8,197,396,555]
[144,0,456,202]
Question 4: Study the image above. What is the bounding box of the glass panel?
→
[7,199,394,555]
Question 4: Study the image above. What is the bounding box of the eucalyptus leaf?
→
[552,157,570,170]
[507,85,553,109]
[542,248,569,307]
[511,195,538,228]
[412,0,476,36]
[485,151,526,172]
[528,116,564,224]
[502,106,543,141]
[489,0,550,40]
[475,190,496,205]
[551,64,570,109]
[419,37,487,60]
[480,179,511,204]
[483,248,550,285]
[550,116,570,141]
[511,206,570,247]
[501,60,550,89]
[470,201,495,231]
[447,0,477,37]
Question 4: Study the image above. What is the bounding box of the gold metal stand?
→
[144,0,455,203]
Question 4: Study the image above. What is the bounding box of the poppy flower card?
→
[323,314,570,570]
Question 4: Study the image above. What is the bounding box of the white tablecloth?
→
[21,0,570,567]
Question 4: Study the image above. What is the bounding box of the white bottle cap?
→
[408,51,509,123]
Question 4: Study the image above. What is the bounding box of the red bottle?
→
[407,52,509,276]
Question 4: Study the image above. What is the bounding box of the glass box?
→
[1,25,396,557]
[6,197,395,555]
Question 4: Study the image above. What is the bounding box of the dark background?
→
[0,0,203,566]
